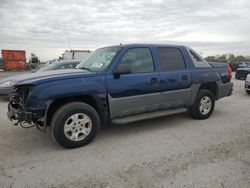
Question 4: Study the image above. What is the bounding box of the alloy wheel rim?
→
[199,96,212,115]
[64,113,92,141]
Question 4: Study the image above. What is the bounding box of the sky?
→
[0,0,250,61]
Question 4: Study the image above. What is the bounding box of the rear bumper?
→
[217,82,233,100]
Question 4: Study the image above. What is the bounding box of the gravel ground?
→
[0,73,249,188]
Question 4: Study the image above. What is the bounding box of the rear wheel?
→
[246,90,250,95]
[189,89,215,120]
[51,102,100,148]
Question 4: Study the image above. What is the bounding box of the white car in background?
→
[62,50,91,61]
[245,74,250,94]
[0,60,80,96]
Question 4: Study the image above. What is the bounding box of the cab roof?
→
[103,43,188,49]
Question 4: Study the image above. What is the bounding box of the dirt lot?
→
[0,73,249,188]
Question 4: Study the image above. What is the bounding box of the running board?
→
[111,108,187,124]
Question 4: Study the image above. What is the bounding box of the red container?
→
[3,60,27,71]
[2,50,26,61]
[1,50,27,71]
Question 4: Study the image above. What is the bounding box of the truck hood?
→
[13,69,96,86]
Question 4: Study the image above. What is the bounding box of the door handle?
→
[148,77,160,84]
[181,75,189,81]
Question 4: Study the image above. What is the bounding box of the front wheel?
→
[51,102,100,148]
[246,90,250,95]
[189,89,215,120]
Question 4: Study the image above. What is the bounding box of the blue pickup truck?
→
[7,44,233,148]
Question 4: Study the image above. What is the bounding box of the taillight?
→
[227,66,232,79]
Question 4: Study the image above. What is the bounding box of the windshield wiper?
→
[77,66,92,71]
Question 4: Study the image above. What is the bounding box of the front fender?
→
[25,76,106,109]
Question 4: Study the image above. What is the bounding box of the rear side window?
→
[157,48,186,71]
[189,49,211,68]
[189,50,203,63]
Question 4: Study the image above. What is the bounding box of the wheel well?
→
[199,82,218,99]
[46,95,107,127]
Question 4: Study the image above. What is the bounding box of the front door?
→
[107,47,161,119]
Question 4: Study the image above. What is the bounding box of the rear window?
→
[157,48,186,71]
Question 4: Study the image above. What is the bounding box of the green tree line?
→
[205,54,250,63]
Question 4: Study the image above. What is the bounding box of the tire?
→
[235,74,239,79]
[246,90,250,95]
[189,89,215,120]
[51,102,100,148]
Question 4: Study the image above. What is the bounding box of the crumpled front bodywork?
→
[7,71,107,131]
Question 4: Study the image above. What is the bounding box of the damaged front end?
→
[7,85,46,131]
[8,96,31,124]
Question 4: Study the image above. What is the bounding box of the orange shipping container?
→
[1,50,27,71]
[3,60,27,71]
[2,50,26,61]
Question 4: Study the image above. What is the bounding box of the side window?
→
[119,48,154,73]
[189,49,211,68]
[56,64,74,70]
[64,64,74,69]
[157,48,186,71]
[56,65,65,70]
[189,49,202,63]
[71,63,77,68]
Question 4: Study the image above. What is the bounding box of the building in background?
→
[61,50,91,61]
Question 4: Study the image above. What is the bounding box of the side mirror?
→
[113,64,132,78]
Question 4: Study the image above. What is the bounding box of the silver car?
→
[0,60,80,96]
[245,74,250,94]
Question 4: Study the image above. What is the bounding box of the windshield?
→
[76,47,122,71]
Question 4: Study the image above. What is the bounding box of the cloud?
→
[0,0,249,60]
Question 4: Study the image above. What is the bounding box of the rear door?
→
[107,47,161,119]
[156,47,192,109]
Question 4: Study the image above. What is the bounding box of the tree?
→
[217,55,228,63]
[228,54,235,62]
[205,56,216,62]
[205,54,250,63]
[234,55,245,62]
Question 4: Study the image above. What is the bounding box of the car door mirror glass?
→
[113,64,132,78]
